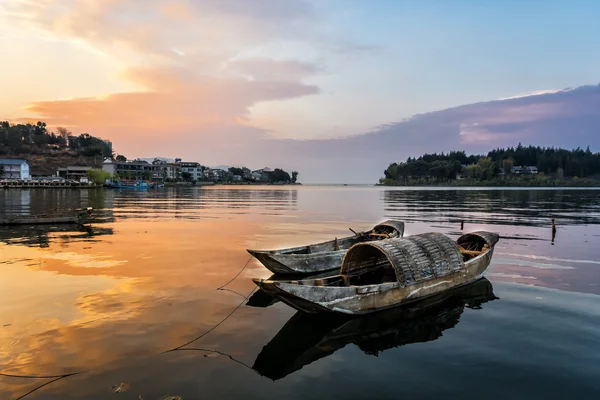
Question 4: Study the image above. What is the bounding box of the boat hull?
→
[253,247,494,315]
[247,220,405,275]
[247,249,347,275]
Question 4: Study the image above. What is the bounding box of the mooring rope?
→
[0,372,81,379]
[216,254,253,291]
[164,285,257,353]
[6,254,259,398]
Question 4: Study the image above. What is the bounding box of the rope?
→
[164,285,257,353]
[0,372,81,379]
[216,255,253,290]
[174,348,258,373]
[7,255,258,398]
[15,376,71,400]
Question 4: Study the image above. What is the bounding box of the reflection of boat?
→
[0,207,93,226]
[253,231,499,314]
[253,277,497,380]
[247,220,405,275]
[0,222,114,247]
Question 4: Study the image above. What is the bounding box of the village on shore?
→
[0,121,299,188]
[1,156,299,188]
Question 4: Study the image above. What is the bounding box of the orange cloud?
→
[24,66,318,130]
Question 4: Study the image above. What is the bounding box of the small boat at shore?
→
[252,231,499,314]
[0,207,93,226]
[104,179,151,189]
[247,220,405,275]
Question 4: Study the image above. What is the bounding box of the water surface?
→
[1,186,600,399]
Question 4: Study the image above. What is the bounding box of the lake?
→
[1,186,600,399]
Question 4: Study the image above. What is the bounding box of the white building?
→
[0,159,30,180]
[180,161,203,181]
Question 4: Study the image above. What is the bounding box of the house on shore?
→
[251,167,272,182]
[510,166,523,174]
[510,165,538,175]
[0,159,30,180]
[180,161,203,181]
[206,168,227,181]
[56,166,92,182]
[103,158,158,180]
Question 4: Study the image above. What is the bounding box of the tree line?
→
[381,144,600,185]
[0,121,112,158]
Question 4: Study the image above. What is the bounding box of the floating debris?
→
[110,382,130,393]
[161,396,183,400]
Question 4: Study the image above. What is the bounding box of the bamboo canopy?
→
[341,232,498,286]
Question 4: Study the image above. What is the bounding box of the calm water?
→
[1,186,600,399]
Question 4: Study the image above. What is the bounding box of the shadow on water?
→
[252,277,498,381]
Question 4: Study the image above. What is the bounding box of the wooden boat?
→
[247,220,405,275]
[252,231,499,314]
[0,207,93,226]
[253,277,497,380]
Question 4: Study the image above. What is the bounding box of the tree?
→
[502,158,514,174]
[116,154,127,162]
[270,168,291,183]
[142,171,153,180]
[0,165,4,177]
[56,127,71,141]
[291,171,298,183]
[86,169,111,185]
[228,167,244,176]
[182,171,192,181]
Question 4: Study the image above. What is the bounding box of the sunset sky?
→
[1,0,600,183]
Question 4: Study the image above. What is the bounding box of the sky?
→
[1,0,599,183]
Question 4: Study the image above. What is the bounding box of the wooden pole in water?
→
[460,220,464,230]
[551,218,557,245]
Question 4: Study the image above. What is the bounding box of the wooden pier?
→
[1,180,96,189]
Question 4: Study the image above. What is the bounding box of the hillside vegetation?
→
[0,121,112,176]
[380,144,600,186]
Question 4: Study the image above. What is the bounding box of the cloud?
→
[227,58,322,81]
[7,1,600,183]
[25,66,319,130]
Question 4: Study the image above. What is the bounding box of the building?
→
[525,166,538,174]
[56,166,92,181]
[151,159,168,181]
[180,162,203,181]
[102,158,158,180]
[232,175,242,182]
[242,167,252,180]
[0,159,30,180]
[206,168,227,181]
[510,166,523,174]
[166,163,181,181]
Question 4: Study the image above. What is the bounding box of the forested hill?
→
[380,144,600,186]
[0,121,112,175]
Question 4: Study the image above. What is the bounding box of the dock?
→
[1,181,96,189]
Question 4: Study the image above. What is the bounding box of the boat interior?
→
[278,225,402,255]
[286,234,490,288]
